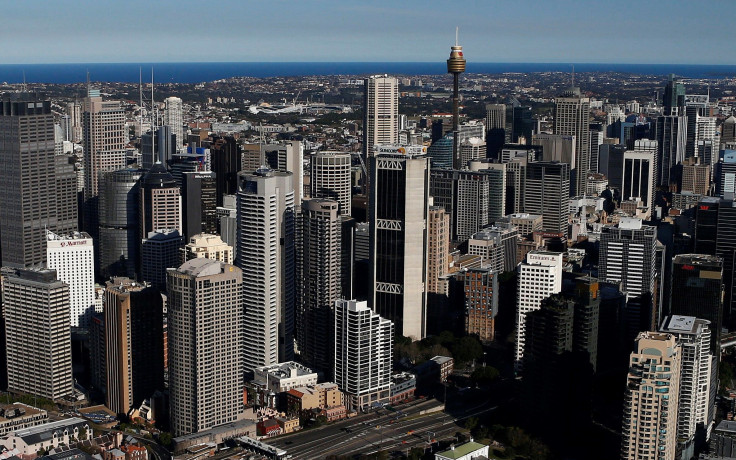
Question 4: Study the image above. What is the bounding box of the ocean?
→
[1,62,735,84]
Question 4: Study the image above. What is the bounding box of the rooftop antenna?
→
[455,26,459,47]
[86,70,90,97]
[21,70,27,93]
[139,67,143,142]
[151,67,156,164]
[571,64,575,88]
[259,123,265,167]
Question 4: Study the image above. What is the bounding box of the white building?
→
[164,96,184,151]
[252,362,318,393]
[310,151,352,216]
[363,75,399,156]
[46,231,96,328]
[514,251,563,371]
[236,169,295,371]
[435,441,489,460]
[660,315,715,444]
[0,418,91,456]
[181,233,233,264]
[334,300,393,410]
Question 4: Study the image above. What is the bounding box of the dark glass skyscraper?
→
[210,136,242,206]
[512,106,534,143]
[182,171,217,239]
[670,254,723,354]
[0,93,78,267]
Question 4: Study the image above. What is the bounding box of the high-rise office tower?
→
[297,199,341,376]
[210,136,242,206]
[181,171,217,239]
[426,206,450,295]
[139,163,182,238]
[554,87,590,195]
[236,169,295,370]
[182,233,233,264]
[512,106,534,143]
[670,254,723,354]
[723,116,736,147]
[46,231,96,329]
[363,75,399,157]
[659,315,715,447]
[464,266,499,342]
[598,143,626,190]
[427,133,454,169]
[167,259,243,436]
[264,141,304,208]
[532,133,577,176]
[485,104,506,160]
[0,94,78,267]
[704,199,736,321]
[599,218,657,337]
[656,75,688,188]
[621,150,655,213]
[621,332,681,460]
[141,229,183,291]
[522,290,598,434]
[339,215,355,300]
[680,158,710,196]
[98,169,143,279]
[217,194,237,258]
[447,34,466,169]
[82,92,127,218]
[66,100,82,143]
[141,126,176,169]
[334,299,393,410]
[468,225,519,273]
[369,146,429,339]
[3,268,73,400]
[163,96,184,151]
[310,151,352,215]
[523,161,570,235]
[104,278,164,415]
[694,197,719,255]
[459,137,486,168]
[589,123,604,173]
[514,250,563,370]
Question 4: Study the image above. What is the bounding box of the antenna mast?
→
[151,67,156,164]
[571,64,575,88]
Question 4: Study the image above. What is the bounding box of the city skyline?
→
[1,0,728,65]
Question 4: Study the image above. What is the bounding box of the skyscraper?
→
[3,268,73,400]
[426,206,450,296]
[297,199,341,376]
[554,87,590,195]
[98,169,143,279]
[310,151,352,215]
[0,94,78,267]
[139,163,182,238]
[141,229,183,291]
[182,233,233,264]
[236,169,295,370]
[485,104,506,160]
[163,96,184,151]
[656,75,688,188]
[463,266,499,342]
[670,254,723,354]
[46,231,96,329]
[264,141,304,208]
[167,259,243,436]
[621,150,655,213]
[181,171,217,239]
[659,315,715,448]
[82,92,127,224]
[369,145,429,339]
[210,136,242,206]
[363,75,399,157]
[514,250,563,370]
[334,300,393,410]
[447,34,466,169]
[599,218,658,338]
[523,161,570,234]
[621,332,681,460]
[104,278,164,416]
[512,106,534,143]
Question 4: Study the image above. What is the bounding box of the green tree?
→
[452,336,483,365]
[471,366,500,385]
[464,416,479,431]
[158,432,172,449]
[721,360,735,393]
[407,447,424,460]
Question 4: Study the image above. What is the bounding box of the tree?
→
[470,366,500,385]
[464,416,479,431]
[452,336,483,365]
[158,432,172,449]
[407,447,424,460]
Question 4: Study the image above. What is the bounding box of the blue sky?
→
[0,0,729,64]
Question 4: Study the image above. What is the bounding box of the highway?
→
[268,395,499,459]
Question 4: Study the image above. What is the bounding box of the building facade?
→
[46,231,96,329]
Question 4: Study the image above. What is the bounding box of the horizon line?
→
[1,61,735,67]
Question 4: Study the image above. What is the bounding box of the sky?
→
[0,0,730,65]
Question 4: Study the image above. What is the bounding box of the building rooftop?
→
[660,315,710,334]
[46,231,92,241]
[436,441,487,459]
[176,258,230,277]
[12,418,87,445]
[673,253,723,267]
[715,420,736,434]
[254,361,316,380]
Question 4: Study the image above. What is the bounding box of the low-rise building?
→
[434,441,489,460]
[252,362,318,394]
[0,404,49,436]
[390,373,416,405]
[0,418,91,457]
[274,416,299,434]
[285,383,346,421]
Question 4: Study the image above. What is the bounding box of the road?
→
[269,396,499,459]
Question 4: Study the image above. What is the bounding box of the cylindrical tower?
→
[447,31,466,170]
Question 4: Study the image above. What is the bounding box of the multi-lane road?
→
[268,394,499,459]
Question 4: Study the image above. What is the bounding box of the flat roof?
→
[436,441,487,459]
